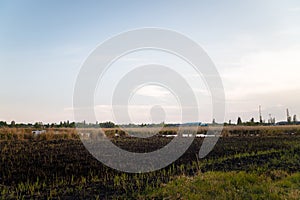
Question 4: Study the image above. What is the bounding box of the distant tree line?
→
[0,120,77,128]
[0,115,299,129]
[223,115,299,126]
[0,120,122,129]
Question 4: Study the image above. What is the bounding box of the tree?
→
[0,121,7,127]
[10,121,16,127]
[212,118,216,124]
[237,117,242,125]
[99,121,115,128]
[34,122,43,129]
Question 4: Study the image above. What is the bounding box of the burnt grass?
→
[0,135,300,199]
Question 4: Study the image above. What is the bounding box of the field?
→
[0,126,300,199]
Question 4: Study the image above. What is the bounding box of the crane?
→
[259,105,263,123]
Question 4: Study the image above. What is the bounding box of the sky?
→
[0,0,300,124]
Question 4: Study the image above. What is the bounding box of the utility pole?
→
[259,105,263,123]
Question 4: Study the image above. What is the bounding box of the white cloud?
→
[134,85,171,98]
[222,46,300,99]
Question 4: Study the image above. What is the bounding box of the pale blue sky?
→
[1,0,300,123]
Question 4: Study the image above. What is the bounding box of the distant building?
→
[181,122,202,127]
[200,123,208,127]
[164,122,203,127]
[276,121,300,125]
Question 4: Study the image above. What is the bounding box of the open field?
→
[0,126,299,199]
[0,125,300,140]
